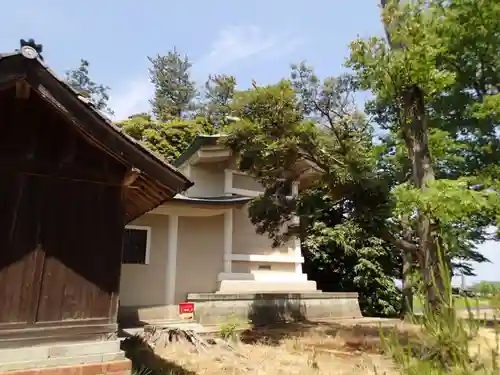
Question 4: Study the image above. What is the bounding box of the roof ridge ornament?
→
[20,38,43,60]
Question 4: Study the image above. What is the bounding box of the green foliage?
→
[223,67,402,316]
[430,0,500,133]
[217,314,247,341]
[303,216,402,316]
[347,1,454,106]
[379,253,498,375]
[348,3,450,312]
[471,282,500,297]
[383,314,485,374]
[63,0,500,319]
[200,74,237,127]
[489,294,500,316]
[148,48,197,120]
[393,180,500,228]
[222,0,500,313]
[377,128,491,278]
[65,59,113,115]
[117,113,216,162]
[347,0,500,311]
[225,69,376,212]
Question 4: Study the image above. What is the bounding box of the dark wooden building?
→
[0,45,192,348]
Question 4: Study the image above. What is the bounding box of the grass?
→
[158,321,402,374]
[124,319,419,375]
[123,317,500,375]
[412,295,491,312]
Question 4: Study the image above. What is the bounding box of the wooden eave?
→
[0,53,193,222]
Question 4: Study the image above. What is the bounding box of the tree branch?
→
[378,227,419,253]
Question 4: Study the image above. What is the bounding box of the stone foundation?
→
[118,292,362,327]
[3,360,131,375]
[119,304,181,327]
[0,340,129,374]
[187,292,362,325]
[217,279,318,293]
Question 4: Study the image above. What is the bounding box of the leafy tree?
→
[65,59,114,115]
[289,64,401,315]
[148,48,197,121]
[117,113,216,162]
[200,74,237,127]
[470,281,500,296]
[222,43,499,316]
[300,190,402,316]
[347,0,449,311]
[113,0,500,318]
[222,69,402,316]
[376,128,491,316]
[347,0,500,311]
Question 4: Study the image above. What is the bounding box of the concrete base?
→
[119,304,182,327]
[187,292,362,326]
[118,292,362,327]
[0,339,127,373]
[217,280,318,293]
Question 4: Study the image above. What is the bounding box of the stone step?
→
[145,318,195,327]
[120,321,219,339]
[145,320,207,333]
[119,319,205,339]
[0,340,122,363]
[0,350,125,373]
[216,280,319,294]
[119,327,144,338]
[155,322,206,331]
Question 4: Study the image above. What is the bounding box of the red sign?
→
[179,302,194,314]
[178,302,194,320]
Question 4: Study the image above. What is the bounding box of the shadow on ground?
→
[476,318,500,329]
[121,334,198,375]
[241,319,419,353]
[241,320,322,346]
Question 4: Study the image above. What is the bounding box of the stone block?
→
[187,291,362,325]
[217,280,318,293]
[118,304,179,327]
[118,292,362,327]
[47,341,121,359]
[0,346,49,363]
[0,340,125,373]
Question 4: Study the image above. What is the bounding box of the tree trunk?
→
[400,217,414,319]
[401,248,414,319]
[401,86,445,312]
[380,0,446,313]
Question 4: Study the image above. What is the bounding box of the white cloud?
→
[108,79,152,121]
[193,24,301,76]
[109,24,302,120]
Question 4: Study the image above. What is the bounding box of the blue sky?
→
[1,0,497,285]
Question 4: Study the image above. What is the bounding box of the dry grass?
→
[154,338,394,375]
[124,318,500,375]
[470,327,500,357]
[127,319,419,375]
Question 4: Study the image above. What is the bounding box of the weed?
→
[217,314,248,341]
[490,295,500,316]
[380,247,500,374]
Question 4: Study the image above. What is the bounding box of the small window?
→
[122,226,151,265]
